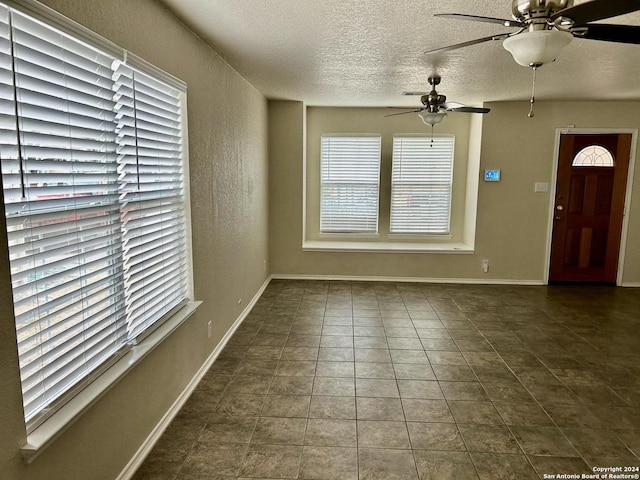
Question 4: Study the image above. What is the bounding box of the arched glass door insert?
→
[572,145,614,167]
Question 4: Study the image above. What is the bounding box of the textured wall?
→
[0,1,269,479]
[268,101,305,265]
[269,101,640,284]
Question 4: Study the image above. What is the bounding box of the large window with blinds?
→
[320,135,381,233]
[390,135,454,234]
[0,2,190,430]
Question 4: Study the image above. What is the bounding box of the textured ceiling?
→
[159,0,640,108]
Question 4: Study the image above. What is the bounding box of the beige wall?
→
[269,101,305,265]
[0,1,269,479]
[269,100,640,284]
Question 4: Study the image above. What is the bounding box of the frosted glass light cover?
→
[418,111,447,126]
[503,30,573,67]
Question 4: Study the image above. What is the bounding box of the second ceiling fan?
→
[386,76,489,131]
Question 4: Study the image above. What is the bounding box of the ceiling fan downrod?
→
[528,63,541,118]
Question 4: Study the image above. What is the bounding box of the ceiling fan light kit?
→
[502,28,573,67]
[418,110,447,126]
[425,0,640,115]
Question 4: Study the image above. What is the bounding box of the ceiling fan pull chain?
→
[528,64,539,118]
[430,125,434,147]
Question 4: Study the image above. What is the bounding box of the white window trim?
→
[387,233,454,241]
[304,130,470,252]
[302,240,473,254]
[20,300,202,463]
[318,232,381,239]
[0,0,198,458]
[303,109,483,253]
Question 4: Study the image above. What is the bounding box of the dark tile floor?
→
[133,280,640,480]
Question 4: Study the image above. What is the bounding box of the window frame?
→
[0,0,197,450]
[319,134,382,234]
[303,109,480,254]
[389,134,455,235]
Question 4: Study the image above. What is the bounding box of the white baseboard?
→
[117,275,273,480]
[270,273,545,286]
[620,282,640,288]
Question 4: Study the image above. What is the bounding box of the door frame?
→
[543,128,638,286]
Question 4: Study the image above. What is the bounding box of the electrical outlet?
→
[207,320,212,338]
[482,259,489,273]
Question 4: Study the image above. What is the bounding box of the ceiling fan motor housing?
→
[512,0,573,20]
[421,93,447,107]
[420,76,446,111]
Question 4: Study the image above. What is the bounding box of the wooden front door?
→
[549,133,631,283]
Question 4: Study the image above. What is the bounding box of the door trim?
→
[543,128,638,286]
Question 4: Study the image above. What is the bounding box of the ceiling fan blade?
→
[441,102,465,110]
[447,106,491,114]
[551,0,640,25]
[435,13,525,28]
[402,91,428,96]
[384,109,423,117]
[572,23,640,44]
[425,33,511,55]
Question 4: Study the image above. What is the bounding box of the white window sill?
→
[387,233,453,241]
[302,240,474,254]
[20,300,202,464]
[318,232,381,239]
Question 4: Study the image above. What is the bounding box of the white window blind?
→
[0,3,188,429]
[113,63,188,341]
[390,135,454,234]
[320,135,381,233]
